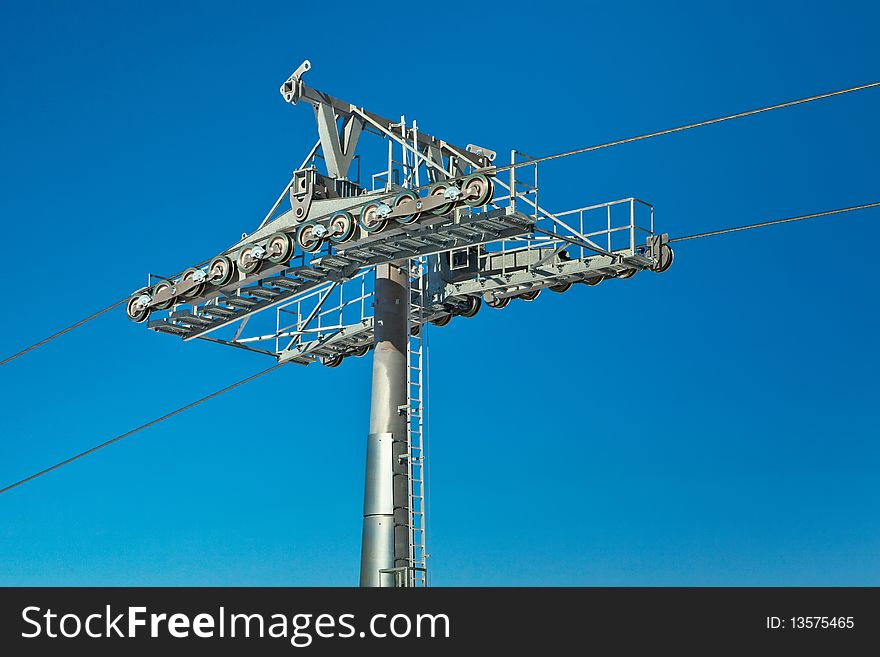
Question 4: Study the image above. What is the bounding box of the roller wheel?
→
[180,267,206,299]
[358,201,388,234]
[653,244,674,273]
[296,222,324,253]
[125,291,151,323]
[266,232,293,264]
[584,275,605,287]
[328,211,356,244]
[208,255,235,287]
[352,345,370,357]
[393,190,421,225]
[461,173,493,207]
[322,354,344,368]
[237,243,264,274]
[427,182,455,216]
[486,294,511,309]
[152,279,176,310]
[519,289,541,301]
[430,313,453,327]
[617,268,637,279]
[456,296,481,318]
[550,282,572,293]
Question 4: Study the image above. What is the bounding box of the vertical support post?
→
[607,205,612,253]
[360,431,393,587]
[509,150,516,212]
[533,163,539,220]
[359,262,410,587]
[386,140,393,190]
[412,120,420,189]
[629,198,636,254]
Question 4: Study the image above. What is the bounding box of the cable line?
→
[0,299,126,367]
[488,81,880,173]
[671,202,880,243]
[0,362,286,495]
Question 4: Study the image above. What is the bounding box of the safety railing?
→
[271,269,373,354]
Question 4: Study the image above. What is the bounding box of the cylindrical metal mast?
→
[359,261,410,587]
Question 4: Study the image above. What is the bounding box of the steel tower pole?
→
[360,261,410,587]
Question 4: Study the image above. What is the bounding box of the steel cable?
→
[0,363,286,495]
[670,202,880,243]
[0,299,127,367]
[487,81,880,173]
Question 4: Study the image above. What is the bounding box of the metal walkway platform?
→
[148,208,534,341]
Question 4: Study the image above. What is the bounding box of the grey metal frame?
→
[136,60,672,588]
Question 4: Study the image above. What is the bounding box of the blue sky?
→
[0,0,878,585]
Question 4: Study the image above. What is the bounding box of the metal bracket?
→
[289,168,330,221]
[647,232,669,261]
[279,60,311,104]
[466,143,497,162]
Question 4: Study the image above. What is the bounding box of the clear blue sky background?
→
[1,1,878,586]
